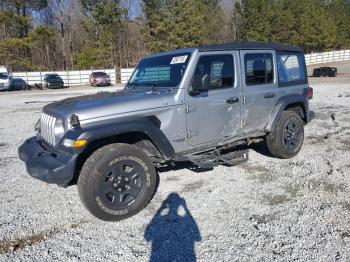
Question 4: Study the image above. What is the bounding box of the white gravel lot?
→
[0,78,350,261]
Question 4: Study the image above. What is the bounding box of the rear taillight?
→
[306,87,313,100]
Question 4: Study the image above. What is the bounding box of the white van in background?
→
[0,66,13,91]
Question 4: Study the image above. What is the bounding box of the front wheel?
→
[77,143,157,221]
[266,111,304,159]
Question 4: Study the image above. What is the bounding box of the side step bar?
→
[186,149,249,169]
[220,150,249,166]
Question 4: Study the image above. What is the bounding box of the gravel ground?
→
[0,79,350,261]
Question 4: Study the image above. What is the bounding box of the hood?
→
[44,88,171,123]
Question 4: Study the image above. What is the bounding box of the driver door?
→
[185,52,242,146]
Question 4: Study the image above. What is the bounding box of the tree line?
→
[0,0,349,71]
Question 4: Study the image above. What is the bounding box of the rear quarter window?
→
[277,52,307,86]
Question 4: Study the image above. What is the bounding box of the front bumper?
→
[0,84,10,90]
[18,137,77,187]
[96,81,111,86]
[47,83,64,89]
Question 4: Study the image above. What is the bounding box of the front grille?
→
[40,113,57,146]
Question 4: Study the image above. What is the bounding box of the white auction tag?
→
[170,55,188,64]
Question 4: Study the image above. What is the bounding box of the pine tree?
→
[240,0,274,42]
[270,1,298,45]
[143,0,221,53]
[287,0,336,52]
[329,0,350,48]
[237,0,339,52]
[78,0,126,67]
[0,0,48,70]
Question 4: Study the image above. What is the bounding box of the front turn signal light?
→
[73,139,88,148]
[63,139,87,148]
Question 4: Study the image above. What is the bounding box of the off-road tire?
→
[77,143,157,221]
[266,111,304,159]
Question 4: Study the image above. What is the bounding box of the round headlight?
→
[54,119,65,143]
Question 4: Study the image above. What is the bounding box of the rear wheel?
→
[266,111,304,159]
[77,143,157,221]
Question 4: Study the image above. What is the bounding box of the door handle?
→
[226,97,239,104]
[264,92,276,99]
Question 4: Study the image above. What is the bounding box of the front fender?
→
[62,116,175,160]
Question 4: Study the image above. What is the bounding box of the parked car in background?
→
[0,66,13,91]
[43,74,64,89]
[313,67,337,77]
[89,72,111,86]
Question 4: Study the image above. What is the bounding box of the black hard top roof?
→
[145,42,303,59]
[197,42,303,52]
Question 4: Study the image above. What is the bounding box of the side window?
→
[277,52,306,85]
[194,55,234,90]
[245,53,274,86]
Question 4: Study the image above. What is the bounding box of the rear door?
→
[239,50,281,133]
[185,51,242,146]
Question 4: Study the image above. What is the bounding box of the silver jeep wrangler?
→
[19,42,314,221]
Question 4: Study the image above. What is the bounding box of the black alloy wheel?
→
[99,159,146,209]
[283,119,301,151]
[266,111,304,159]
[78,143,157,221]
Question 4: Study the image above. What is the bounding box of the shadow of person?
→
[144,193,201,262]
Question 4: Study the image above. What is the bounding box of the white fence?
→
[12,69,117,86]
[120,68,134,84]
[304,50,350,65]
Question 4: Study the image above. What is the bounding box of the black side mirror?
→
[190,73,210,96]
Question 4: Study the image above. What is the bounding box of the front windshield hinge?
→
[186,105,196,114]
[187,130,198,139]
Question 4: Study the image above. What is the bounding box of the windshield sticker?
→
[170,55,188,64]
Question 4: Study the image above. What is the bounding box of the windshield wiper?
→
[127,82,160,91]
[143,82,159,86]
[143,82,160,91]
[126,83,140,90]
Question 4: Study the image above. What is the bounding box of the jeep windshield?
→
[127,53,191,88]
